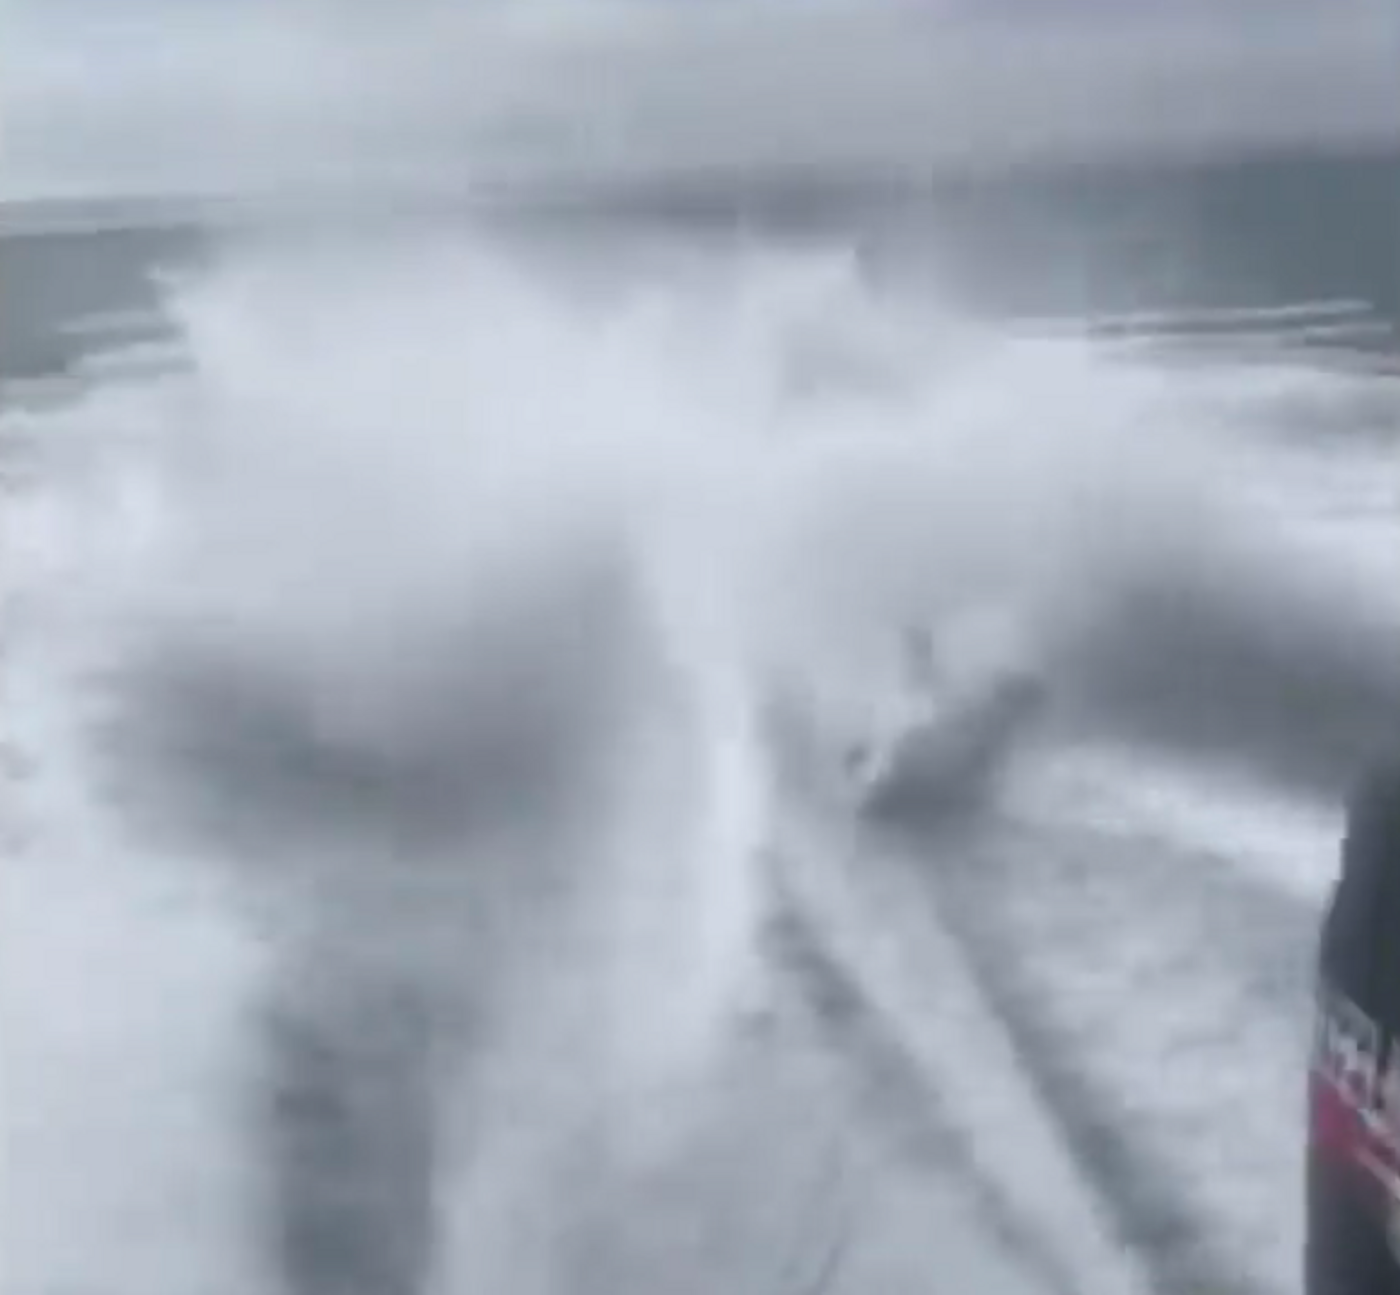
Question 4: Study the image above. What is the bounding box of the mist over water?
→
[4,220,1397,1293]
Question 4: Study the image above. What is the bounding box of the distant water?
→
[2,147,1396,390]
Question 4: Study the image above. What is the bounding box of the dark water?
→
[2,147,1396,388]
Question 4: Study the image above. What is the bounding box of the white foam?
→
[1016,744,1344,903]
[4,226,1395,1291]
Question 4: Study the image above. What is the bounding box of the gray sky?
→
[4,0,1397,200]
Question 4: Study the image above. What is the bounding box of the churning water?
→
[2,182,1397,1295]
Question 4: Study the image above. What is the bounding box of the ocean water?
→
[2,150,1398,1295]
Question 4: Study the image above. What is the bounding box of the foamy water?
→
[3,226,1396,1294]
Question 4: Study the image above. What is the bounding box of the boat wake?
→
[3,228,1395,1294]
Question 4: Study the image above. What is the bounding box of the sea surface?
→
[3,147,1398,1295]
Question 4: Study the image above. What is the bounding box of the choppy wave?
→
[3,226,1397,1294]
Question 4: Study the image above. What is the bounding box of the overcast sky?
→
[5,0,1397,200]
